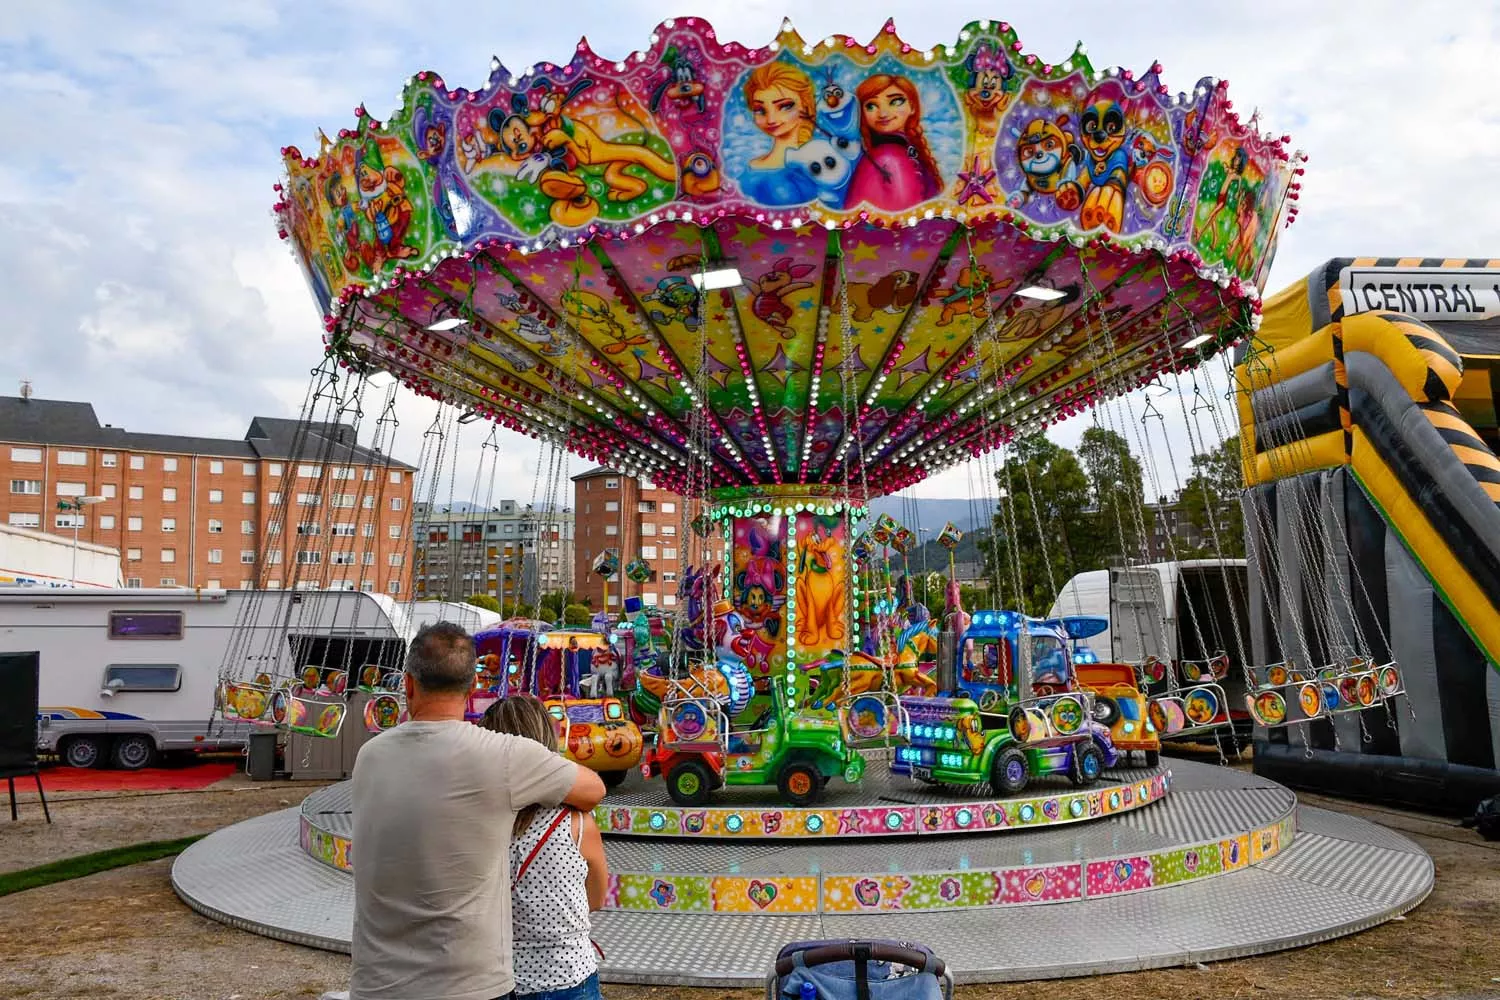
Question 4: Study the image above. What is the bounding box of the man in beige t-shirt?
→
[350,623,606,1000]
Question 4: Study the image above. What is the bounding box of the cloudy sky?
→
[5,1,1498,509]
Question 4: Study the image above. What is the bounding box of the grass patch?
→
[0,835,207,898]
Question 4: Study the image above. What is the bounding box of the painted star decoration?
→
[956,156,997,206]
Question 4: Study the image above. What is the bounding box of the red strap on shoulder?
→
[514,809,571,886]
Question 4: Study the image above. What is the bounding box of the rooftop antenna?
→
[19,379,33,401]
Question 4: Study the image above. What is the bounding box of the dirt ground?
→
[1,773,1498,1000]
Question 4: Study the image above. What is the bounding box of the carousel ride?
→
[174,18,1432,983]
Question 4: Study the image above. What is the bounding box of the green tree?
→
[1176,435,1248,558]
[1076,426,1149,565]
[465,594,501,613]
[563,603,593,626]
[537,589,581,622]
[986,436,1093,616]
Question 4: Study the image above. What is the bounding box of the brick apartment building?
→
[1,394,415,592]
[571,467,722,611]
[412,501,574,605]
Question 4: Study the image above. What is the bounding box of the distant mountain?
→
[862,496,1001,534]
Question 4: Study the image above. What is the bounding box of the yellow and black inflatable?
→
[1236,257,1500,811]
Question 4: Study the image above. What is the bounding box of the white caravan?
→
[2,588,410,769]
[1048,560,1252,734]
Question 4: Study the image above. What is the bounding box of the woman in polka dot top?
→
[484,696,609,1000]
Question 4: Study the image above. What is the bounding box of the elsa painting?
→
[738,62,821,206]
[844,74,943,212]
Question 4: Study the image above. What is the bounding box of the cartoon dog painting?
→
[840,269,920,323]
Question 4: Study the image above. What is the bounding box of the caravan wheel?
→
[111,735,156,771]
[62,736,106,769]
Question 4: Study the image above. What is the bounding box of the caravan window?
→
[104,664,182,692]
[108,611,184,639]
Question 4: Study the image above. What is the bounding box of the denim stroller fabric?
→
[776,952,943,1000]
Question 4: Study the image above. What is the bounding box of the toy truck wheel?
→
[1144,749,1160,768]
[1091,696,1120,726]
[990,746,1030,795]
[665,758,715,806]
[1070,740,1104,787]
[602,769,629,790]
[777,761,824,806]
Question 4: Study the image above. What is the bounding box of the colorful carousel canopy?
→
[276,17,1298,499]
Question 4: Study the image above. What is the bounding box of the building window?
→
[240,551,256,564]
[638,501,656,513]
[55,513,85,528]
[332,467,354,480]
[268,522,281,535]
[298,464,321,478]
[207,549,223,564]
[208,519,223,533]
[269,494,282,506]
[242,491,256,504]
[56,481,86,497]
[101,453,118,468]
[129,455,144,470]
[389,524,402,539]
[9,479,41,495]
[331,552,356,565]
[644,592,659,605]
[662,548,678,560]
[662,524,676,536]
[128,485,144,500]
[604,478,618,489]
[388,581,401,594]
[332,493,356,508]
[159,578,176,587]
[57,450,87,466]
[162,487,177,502]
[100,484,116,499]
[7,513,40,528]
[242,462,257,476]
[389,553,404,566]
[238,519,253,534]
[363,469,375,482]
[162,458,178,473]
[662,571,677,583]
[99,515,116,530]
[296,551,321,565]
[362,496,374,509]
[265,579,282,589]
[161,548,176,563]
[604,501,619,512]
[9,447,41,463]
[127,548,141,561]
[390,470,403,484]
[127,517,142,532]
[239,580,254,589]
[267,550,283,565]
[208,489,223,503]
[205,579,221,590]
[663,594,678,607]
[161,518,176,532]
[103,665,182,692]
[207,460,223,475]
[297,523,320,536]
[641,545,658,559]
[641,523,657,537]
[362,552,375,565]
[604,524,618,536]
[391,498,403,511]
[333,523,356,537]
[662,502,676,514]
[298,493,320,506]
[361,580,374,592]
[125,577,142,587]
[268,463,283,476]
[109,611,183,639]
[363,523,375,537]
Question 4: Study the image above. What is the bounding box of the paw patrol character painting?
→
[487,78,676,228]
[845,74,943,212]
[1010,117,1082,207]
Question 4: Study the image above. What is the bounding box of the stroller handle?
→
[773,942,945,977]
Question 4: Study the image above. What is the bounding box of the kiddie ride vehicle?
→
[891,611,1155,794]
[640,662,876,807]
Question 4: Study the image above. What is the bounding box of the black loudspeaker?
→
[0,652,40,777]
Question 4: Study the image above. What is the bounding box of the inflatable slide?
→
[1236,257,1500,811]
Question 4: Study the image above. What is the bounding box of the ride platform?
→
[172,759,1430,983]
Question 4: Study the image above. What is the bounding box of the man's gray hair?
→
[404,622,476,695]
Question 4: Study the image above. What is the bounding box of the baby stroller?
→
[767,940,953,1000]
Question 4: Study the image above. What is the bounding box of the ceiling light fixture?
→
[690,266,743,291]
[426,317,468,332]
[1015,285,1067,302]
[1181,333,1214,350]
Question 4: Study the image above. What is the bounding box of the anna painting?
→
[844,74,943,212]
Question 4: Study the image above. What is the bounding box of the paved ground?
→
[1,765,1498,999]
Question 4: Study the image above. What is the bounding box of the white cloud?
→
[4,0,1497,518]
